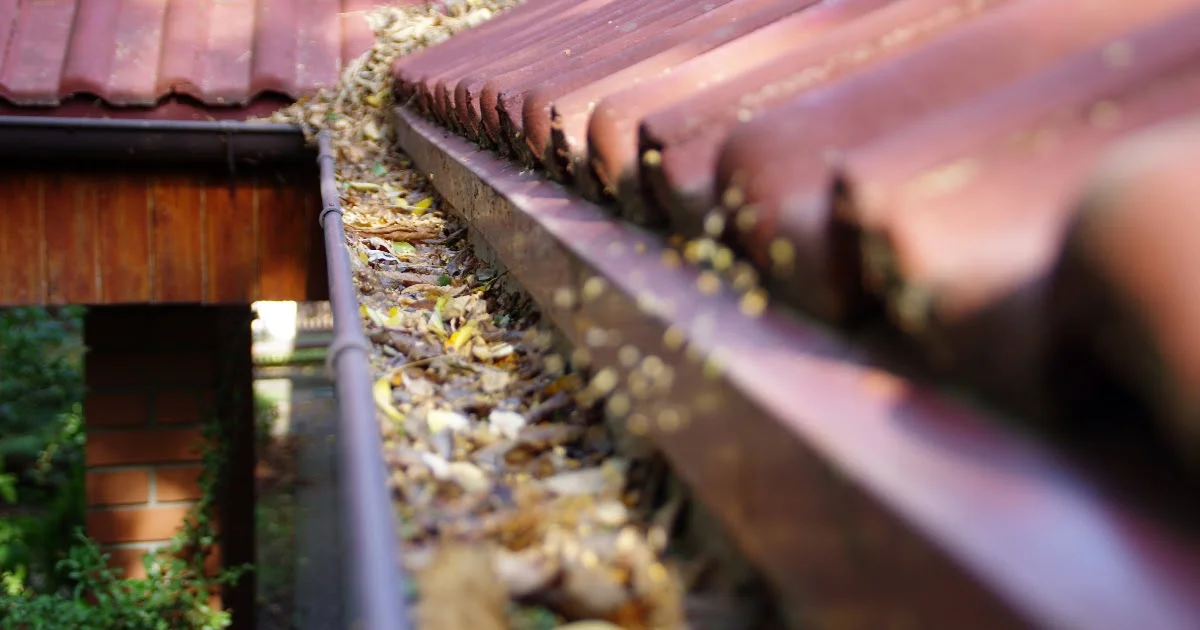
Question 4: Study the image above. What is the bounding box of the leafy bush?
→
[0,307,248,628]
[1,402,249,630]
[0,307,87,587]
[0,307,85,469]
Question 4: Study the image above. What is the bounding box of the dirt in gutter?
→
[259,3,778,629]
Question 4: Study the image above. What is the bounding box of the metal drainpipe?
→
[317,130,411,630]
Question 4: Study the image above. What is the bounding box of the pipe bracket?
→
[325,333,372,380]
[320,204,344,228]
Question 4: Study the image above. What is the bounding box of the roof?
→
[392,0,1200,465]
[0,0,422,117]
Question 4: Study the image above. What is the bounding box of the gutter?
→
[0,116,310,168]
[0,117,411,629]
[316,130,411,630]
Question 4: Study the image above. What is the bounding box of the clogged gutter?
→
[260,3,689,628]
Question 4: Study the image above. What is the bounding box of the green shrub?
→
[0,306,249,628]
[1,401,249,630]
[0,307,85,469]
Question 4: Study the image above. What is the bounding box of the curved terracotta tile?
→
[544,0,818,194]
[158,0,211,101]
[834,6,1200,405]
[711,0,1199,321]
[106,0,170,105]
[60,0,120,99]
[1051,114,1200,471]
[0,1,19,67]
[251,0,299,96]
[294,0,342,94]
[0,0,78,105]
[202,0,257,104]
[0,0,453,111]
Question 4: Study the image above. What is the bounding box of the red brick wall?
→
[83,305,255,627]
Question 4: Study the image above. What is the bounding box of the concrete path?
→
[255,366,344,630]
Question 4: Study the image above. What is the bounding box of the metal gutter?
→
[316,130,411,630]
[0,116,309,166]
[0,116,410,629]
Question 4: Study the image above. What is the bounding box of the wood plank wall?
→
[0,168,327,306]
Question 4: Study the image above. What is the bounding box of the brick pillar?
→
[83,305,255,629]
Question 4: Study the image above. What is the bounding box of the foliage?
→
[0,307,250,629]
[0,307,85,470]
[0,529,246,630]
[0,307,87,587]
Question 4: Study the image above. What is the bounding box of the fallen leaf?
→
[373,376,405,424]
[449,461,490,494]
[488,410,526,439]
[540,468,609,497]
[494,547,560,599]
[427,409,470,434]
[447,320,477,352]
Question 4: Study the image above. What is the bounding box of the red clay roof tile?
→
[835,5,1200,404]
[538,0,823,199]
[712,0,1198,320]
[1049,114,1200,472]
[489,0,754,164]
[390,0,1200,470]
[0,0,421,111]
[418,0,624,134]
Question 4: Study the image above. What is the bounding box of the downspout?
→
[317,130,411,630]
[0,116,411,629]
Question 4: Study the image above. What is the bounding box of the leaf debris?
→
[258,2,691,628]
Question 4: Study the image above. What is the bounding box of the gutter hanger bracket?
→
[225,129,237,176]
[320,203,344,228]
[325,334,372,381]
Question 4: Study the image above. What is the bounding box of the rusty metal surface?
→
[831,7,1200,409]
[1049,114,1200,475]
[394,104,1200,630]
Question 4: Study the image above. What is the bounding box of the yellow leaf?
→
[373,376,405,424]
[358,250,369,264]
[411,197,432,215]
[384,309,405,329]
[364,306,387,327]
[428,290,451,336]
[364,93,383,108]
[363,120,382,141]
[429,310,446,337]
[446,320,477,352]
